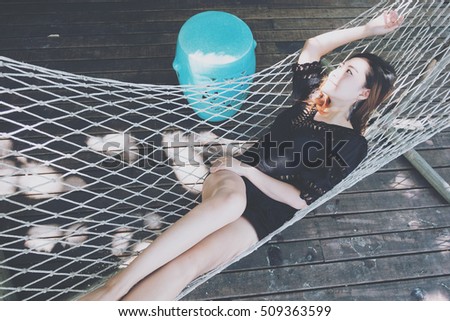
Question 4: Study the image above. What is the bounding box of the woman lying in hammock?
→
[80,9,403,301]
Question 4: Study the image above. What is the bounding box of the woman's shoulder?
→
[297,43,322,66]
[326,123,368,159]
[291,60,325,102]
[337,125,368,147]
[349,132,368,148]
[292,59,325,84]
[342,131,368,163]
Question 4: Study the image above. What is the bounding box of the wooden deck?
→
[1,0,449,301]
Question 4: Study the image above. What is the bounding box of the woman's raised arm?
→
[298,9,404,65]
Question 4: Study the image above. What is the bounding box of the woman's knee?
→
[203,172,246,202]
[204,171,241,190]
[203,187,246,222]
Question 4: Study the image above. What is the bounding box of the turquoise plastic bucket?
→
[173,11,257,122]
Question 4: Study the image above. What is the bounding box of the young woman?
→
[80,9,403,301]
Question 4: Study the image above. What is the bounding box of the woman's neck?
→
[313,103,353,129]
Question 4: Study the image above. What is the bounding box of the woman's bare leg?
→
[79,171,247,300]
[122,216,258,300]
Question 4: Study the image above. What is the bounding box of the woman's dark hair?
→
[347,53,396,134]
[305,52,397,135]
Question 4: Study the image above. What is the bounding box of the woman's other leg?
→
[79,171,247,300]
[122,216,258,300]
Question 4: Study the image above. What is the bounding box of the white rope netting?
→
[0,0,449,301]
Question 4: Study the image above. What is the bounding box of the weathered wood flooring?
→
[1,0,449,301]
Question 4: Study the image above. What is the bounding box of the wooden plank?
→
[0,8,373,25]
[313,187,449,216]
[0,20,274,39]
[227,240,324,271]
[1,16,387,41]
[0,44,219,61]
[273,18,363,30]
[223,207,450,275]
[2,8,441,29]
[279,205,450,242]
[347,167,450,194]
[321,227,450,262]
[0,0,380,15]
[226,227,450,272]
[0,18,350,42]
[240,275,450,300]
[3,42,440,63]
[1,29,446,52]
[381,149,450,170]
[0,31,316,51]
[182,251,450,300]
[415,131,450,150]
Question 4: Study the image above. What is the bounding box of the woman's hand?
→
[210,156,251,177]
[365,9,404,36]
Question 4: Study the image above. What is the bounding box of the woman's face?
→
[322,57,371,105]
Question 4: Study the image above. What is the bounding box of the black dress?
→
[236,60,368,240]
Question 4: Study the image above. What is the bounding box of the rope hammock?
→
[0,0,449,301]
